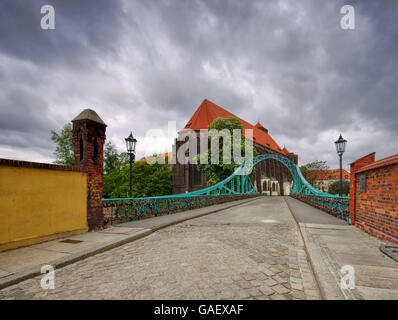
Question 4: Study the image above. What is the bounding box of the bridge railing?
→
[102,193,258,226]
[102,154,351,225]
[290,193,350,223]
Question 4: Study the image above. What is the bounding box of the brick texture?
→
[350,152,398,244]
[72,118,106,231]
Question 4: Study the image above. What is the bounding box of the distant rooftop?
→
[182,99,290,155]
[307,169,351,181]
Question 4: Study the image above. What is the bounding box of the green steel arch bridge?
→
[103,154,350,224]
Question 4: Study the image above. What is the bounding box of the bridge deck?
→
[1,196,396,300]
[116,197,260,230]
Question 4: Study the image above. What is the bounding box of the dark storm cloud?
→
[0,0,397,167]
[0,87,52,132]
[0,77,57,158]
[0,0,126,67]
[135,0,398,142]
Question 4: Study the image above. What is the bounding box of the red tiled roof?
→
[138,152,173,163]
[356,153,398,173]
[182,99,285,154]
[307,169,351,181]
[255,122,266,130]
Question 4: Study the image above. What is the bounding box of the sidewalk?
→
[285,196,398,300]
[0,196,260,290]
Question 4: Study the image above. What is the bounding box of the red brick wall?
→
[349,153,375,223]
[350,153,398,244]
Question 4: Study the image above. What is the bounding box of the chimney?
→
[255,122,268,133]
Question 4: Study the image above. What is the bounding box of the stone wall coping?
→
[355,153,398,173]
[0,158,84,172]
[349,152,375,165]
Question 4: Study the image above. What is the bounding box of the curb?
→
[284,197,361,300]
[284,196,326,300]
[298,222,363,300]
[0,196,261,291]
[296,223,345,300]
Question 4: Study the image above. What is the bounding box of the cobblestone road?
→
[0,197,321,300]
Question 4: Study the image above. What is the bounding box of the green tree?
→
[103,162,128,198]
[104,160,172,198]
[131,161,173,198]
[102,142,129,198]
[51,125,172,198]
[300,160,329,187]
[196,117,258,186]
[104,141,128,175]
[51,123,75,165]
[328,180,350,196]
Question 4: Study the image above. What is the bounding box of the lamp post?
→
[125,132,137,198]
[334,134,347,197]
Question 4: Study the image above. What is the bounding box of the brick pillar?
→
[265,158,271,190]
[72,109,107,230]
[278,162,284,196]
[349,152,375,224]
[259,159,265,190]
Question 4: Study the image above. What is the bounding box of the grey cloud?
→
[0,86,55,133]
[0,0,126,67]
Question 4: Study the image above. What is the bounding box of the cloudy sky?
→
[1,0,397,170]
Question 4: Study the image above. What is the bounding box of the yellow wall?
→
[0,166,87,250]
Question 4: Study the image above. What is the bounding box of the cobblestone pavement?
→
[0,197,321,300]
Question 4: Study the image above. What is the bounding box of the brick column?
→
[349,152,375,224]
[72,109,107,230]
[278,162,284,196]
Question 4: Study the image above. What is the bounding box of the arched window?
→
[272,183,276,192]
[262,181,267,191]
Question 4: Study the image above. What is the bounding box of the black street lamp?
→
[334,134,347,197]
[125,132,137,198]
